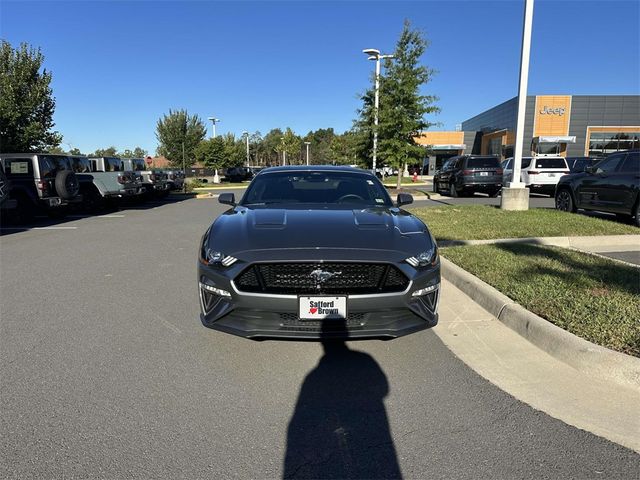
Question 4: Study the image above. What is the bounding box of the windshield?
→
[241,171,392,207]
[465,157,500,168]
[534,158,567,169]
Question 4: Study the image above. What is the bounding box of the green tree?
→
[155,109,206,167]
[47,145,66,154]
[276,127,302,165]
[261,128,284,166]
[69,147,82,155]
[221,133,245,166]
[91,146,118,157]
[303,128,336,165]
[330,131,360,166]
[194,137,229,175]
[0,40,62,152]
[378,20,439,189]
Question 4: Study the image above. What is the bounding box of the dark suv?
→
[433,155,503,197]
[225,166,253,183]
[0,153,82,220]
[555,150,639,226]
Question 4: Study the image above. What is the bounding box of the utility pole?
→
[501,0,534,211]
[243,131,250,167]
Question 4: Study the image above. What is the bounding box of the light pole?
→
[242,131,250,167]
[363,48,394,175]
[207,117,220,138]
[501,0,534,211]
[280,137,286,166]
[304,141,311,165]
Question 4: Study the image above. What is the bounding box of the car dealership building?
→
[416,95,640,173]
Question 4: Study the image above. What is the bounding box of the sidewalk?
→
[436,278,640,453]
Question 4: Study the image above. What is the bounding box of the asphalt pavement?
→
[1,195,639,478]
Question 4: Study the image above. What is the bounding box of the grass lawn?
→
[442,244,640,356]
[383,175,426,185]
[411,205,638,241]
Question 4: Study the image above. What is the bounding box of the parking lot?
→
[2,193,639,478]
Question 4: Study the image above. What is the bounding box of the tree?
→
[155,109,206,167]
[47,145,66,154]
[0,40,62,152]
[91,146,118,157]
[378,20,439,189]
[69,147,82,155]
[353,20,439,188]
[330,131,360,166]
[221,133,245,166]
[276,128,302,165]
[194,137,229,175]
[261,128,284,166]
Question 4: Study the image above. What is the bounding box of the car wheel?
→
[489,189,500,198]
[12,193,35,224]
[555,188,576,213]
[55,170,80,200]
[633,201,640,228]
[432,179,438,193]
[85,188,105,212]
[449,183,458,198]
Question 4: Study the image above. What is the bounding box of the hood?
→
[206,206,433,261]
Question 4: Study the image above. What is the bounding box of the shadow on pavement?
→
[283,321,401,479]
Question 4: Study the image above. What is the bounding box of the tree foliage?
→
[155,109,206,167]
[354,20,439,187]
[91,146,118,157]
[194,137,228,171]
[0,40,62,153]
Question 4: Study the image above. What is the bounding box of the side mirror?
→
[218,192,236,206]
[396,193,413,207]
[585,166,596,174]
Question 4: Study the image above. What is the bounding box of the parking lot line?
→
[0,226,78,231]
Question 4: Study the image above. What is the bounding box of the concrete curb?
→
[440,257,640,389]
[439,234,640,249]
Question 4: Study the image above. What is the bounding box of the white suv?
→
[502,156,570,196]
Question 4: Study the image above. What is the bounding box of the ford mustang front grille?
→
[234,263,409,295]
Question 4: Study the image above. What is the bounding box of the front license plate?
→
[548,173,556,177]
[479,171,489,176]
[299,296,347,320]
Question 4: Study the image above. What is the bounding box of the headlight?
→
[201,248,238,267]
[405,247,438,268]
[199,232,238,267]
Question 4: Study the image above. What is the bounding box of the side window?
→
[618,152,639,173]
[595,154,624,174]
[3,158,33,176]
[454,158,464,169]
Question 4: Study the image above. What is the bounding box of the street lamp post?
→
[363,48,394,175]
[207,117,220,138]
[280,137,286,166]
[243,131,250,167]
[304,141,311,165]
[501,0,534,211]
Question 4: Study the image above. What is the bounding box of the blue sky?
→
[1,0,639,154]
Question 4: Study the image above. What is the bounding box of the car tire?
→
[633,201,640,228]
[11,193,35,224]
[489,189,500,198]
[432,179,438,193]
[85,187,105,212]
[449,183,458,198]
[555,188,576,213]
[55,170,80,200]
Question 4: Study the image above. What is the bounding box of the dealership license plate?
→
[479,171,489,176]
[299,296,347,320]
[549,173,556,177]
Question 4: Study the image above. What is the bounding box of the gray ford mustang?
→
[198,166,440,340]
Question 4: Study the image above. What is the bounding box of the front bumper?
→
[198,253,440,340]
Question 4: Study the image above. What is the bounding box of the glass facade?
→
[588,132,639,156]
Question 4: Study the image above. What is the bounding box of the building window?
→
[588,131,640,156]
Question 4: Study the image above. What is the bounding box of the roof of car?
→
[258,165,373,175]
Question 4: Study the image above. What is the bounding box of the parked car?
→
[198,166,440,339]
[164,170,185,191]
[433,155,502,197]
[565,156,603,173]
[70,156,137,211]
[121,158,170,197]
[555,150,639,226]
[0,153,82,221]
[502,156,570,196]
[0,163,17,213]
[225,166,253,183]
